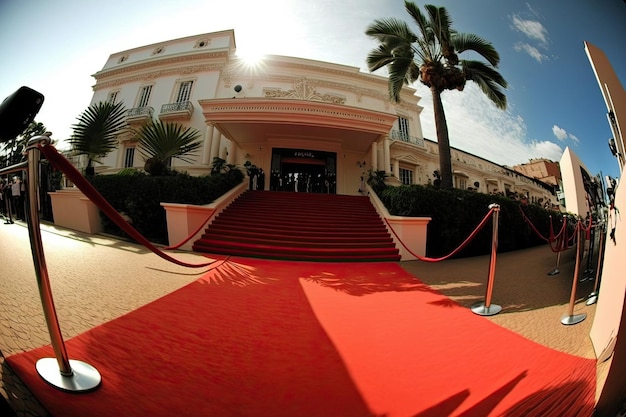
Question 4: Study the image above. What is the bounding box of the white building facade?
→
[88,30,556,204]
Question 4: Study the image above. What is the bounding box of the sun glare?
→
[236,48,266,70]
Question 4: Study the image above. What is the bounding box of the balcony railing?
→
[159,101,194,120]
[126,106,154,123]
[391,130,425,147]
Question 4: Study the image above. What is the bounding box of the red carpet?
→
[6,259,595,416]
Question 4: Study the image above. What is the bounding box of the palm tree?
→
[135,120,202,175]
[366,1,507,189]
[68,101,128,176]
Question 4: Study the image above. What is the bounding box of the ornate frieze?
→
[263,78,346,104]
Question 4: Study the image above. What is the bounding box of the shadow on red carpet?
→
[6,258,596,417]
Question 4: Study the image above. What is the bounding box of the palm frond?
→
[462,60,508,110]
[136,120,202,164]
[365,17,417,44]
[68,101,128,164]
[452,33,500,67]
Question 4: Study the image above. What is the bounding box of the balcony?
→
[159,101,194,121]
[126,106,154,125]
[391,130,425,147]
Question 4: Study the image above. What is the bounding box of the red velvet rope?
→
[518,206,571,253]
[39,144,216,268]
[385,207,495,262]
[163,210,217,250]
[519,205,550,242]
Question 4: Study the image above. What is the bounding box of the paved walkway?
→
[0,220,608,416]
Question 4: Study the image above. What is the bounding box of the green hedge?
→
[90,169,244,244]
[378,185,571,258]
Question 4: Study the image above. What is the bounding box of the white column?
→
[202,125,214,165]
[393,159,400,179]
[413,166,419,185]
[210,129,221,163]
[371,141,378,171]
[383,135,391,174]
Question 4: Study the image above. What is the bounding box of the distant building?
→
[82,29,558,206]
[512,158,561,187]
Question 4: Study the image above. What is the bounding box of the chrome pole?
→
[561,222,587,325]
[471,204,502,316]
[586,223,606,306]
[24,136,101,392]
[547,215,567,276]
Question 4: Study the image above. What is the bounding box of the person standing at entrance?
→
[11,176,24,221]
[258,168,265,191]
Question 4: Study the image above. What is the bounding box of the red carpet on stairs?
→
[6,258,595,417]
[192,191,401,262]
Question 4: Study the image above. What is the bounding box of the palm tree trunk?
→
[431,87,453,189]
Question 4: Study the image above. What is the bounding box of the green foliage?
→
[90,169,244,244]
[68,101,128,167]
[378,185,557,258]
[0,121,47,165]
[135,120,202,175]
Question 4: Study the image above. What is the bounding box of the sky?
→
[1,0,624,181]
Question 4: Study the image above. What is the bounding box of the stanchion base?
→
[471,302,502,316]
[36,358,101,392]
[560,313,587,326]
[547,269,560,276]
[586,293,598,306]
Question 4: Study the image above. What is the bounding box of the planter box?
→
[161,182,247,251]
[48,188,102,234]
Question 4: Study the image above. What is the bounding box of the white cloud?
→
[510,8,550,62]
[415,82,564,166]
[514,42,547,63]
[552,125,581,144]
[511,15,548,44]
[552,125,568,140]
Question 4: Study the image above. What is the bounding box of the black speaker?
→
[0,86,44,143]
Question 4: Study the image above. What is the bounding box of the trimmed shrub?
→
[90,169,244,244]
[378,185,564,258]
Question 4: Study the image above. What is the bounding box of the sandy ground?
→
[0,220,611,416]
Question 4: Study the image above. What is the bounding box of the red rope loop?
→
[519,206,571,253]
[385,207,496,263]
[519,205,549,242]
[163,210,217,250]
[39,144,216,268]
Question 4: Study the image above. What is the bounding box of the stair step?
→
[192,190,399,262]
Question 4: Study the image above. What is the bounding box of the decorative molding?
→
[94,63,225,90]
[263,78,346,104]
[94,51,229,80]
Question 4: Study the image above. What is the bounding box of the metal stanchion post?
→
[25,136,101,392]
[561,223,587,325]
[547,243,562,276]
[580,223,595,282]
[586,223,606,306]
[471,204,502,316]
[547,215,567,276]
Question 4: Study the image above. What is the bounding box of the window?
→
[107,91,119,104]
[455,177,467,189]
[123,147,135,168]
[176,81,193,103]
[398,117,409,140]
[137,85,153,107]
[399,168,413,185]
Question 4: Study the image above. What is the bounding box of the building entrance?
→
[270,148,336,193]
